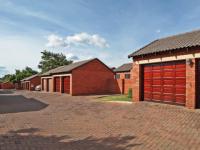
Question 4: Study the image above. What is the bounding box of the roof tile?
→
[41,58,96,76]
[129,29,200,57]
[114,63,132,72]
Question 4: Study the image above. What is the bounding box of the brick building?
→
[114,63,133,94]
[128,29,200,109]
[41,58,120,95]
[1,81,14,89]
[21,74,41,91]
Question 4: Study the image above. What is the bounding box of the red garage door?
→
[54,77,60,92]
[42,79,44,90]
[196,59,200,108]
[143,61,186,105]
[46,79,49,92]
[62,76,70,94]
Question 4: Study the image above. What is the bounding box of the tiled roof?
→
[21,74,39,81]
[41,58,97,76]
[114,63,132,72]
[129,29,200,58]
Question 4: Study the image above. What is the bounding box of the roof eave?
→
[115,70,131,73]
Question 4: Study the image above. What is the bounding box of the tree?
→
[1,74,15,82]
[14,67,38,82]
[1,67,38,83]
[38,50,73,73]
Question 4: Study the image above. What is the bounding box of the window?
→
[125,74,130,79]
[115,74,120,79]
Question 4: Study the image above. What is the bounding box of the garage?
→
[54,77,60,92]
[128,29,200,108]
[41,58,117,96]
[21,74,41,91]
[62,76,70,94]
[143,61,186,105]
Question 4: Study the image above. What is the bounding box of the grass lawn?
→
[99,95,132,102]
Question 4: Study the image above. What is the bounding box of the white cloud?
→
[46,34,66,47]
[66,53,79,61]
[46,32,109,48]
[66,32,109,48]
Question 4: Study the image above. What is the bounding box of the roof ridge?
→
[21,73,39,81]
[129,28,200,58]
[157,28,200,41]
[70,58,95,64]
[114,63,132,72]
[59,58,96,68]
[41,58,97,76]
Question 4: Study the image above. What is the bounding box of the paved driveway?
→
[0,90,200,150]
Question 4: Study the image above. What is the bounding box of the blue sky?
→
[1,0,200,77]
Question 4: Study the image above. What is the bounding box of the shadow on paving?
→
[0,128,141,150]
[0,95,48,114]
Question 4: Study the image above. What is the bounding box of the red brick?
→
[41,59,121,95]
[131,62,141,102]
[72,59,118,95]
[186,58,196,109]
[115,72,133,94]
[1,82,14,89]
[131,50,200,109]
[22,76,41,91]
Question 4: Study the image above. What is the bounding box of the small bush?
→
[127,88,132,98]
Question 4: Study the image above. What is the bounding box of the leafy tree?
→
[14,67,38,82]
[38,50,73,73]
[1,67,38,83]
[1,74,15,82]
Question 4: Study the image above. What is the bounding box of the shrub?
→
[127,88,132,98]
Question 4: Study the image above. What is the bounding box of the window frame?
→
[125,73,131,79]
[115,74,120,79]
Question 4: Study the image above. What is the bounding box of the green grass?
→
[100,95,132,102]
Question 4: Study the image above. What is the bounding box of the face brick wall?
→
[131,62,141,102]
[29,76,41,91]
[1,82,14,89]
[124,79,133,94]
[116,79,124,94]
[71,59,120,95]
[186,58,196,109]
[115,72,133,94]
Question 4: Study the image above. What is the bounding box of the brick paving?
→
[0,90,200,150]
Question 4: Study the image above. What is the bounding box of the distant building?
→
[21,74,41,91]
[1,81,15,89]
[114,63,132,94]
[41,58,119,95]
